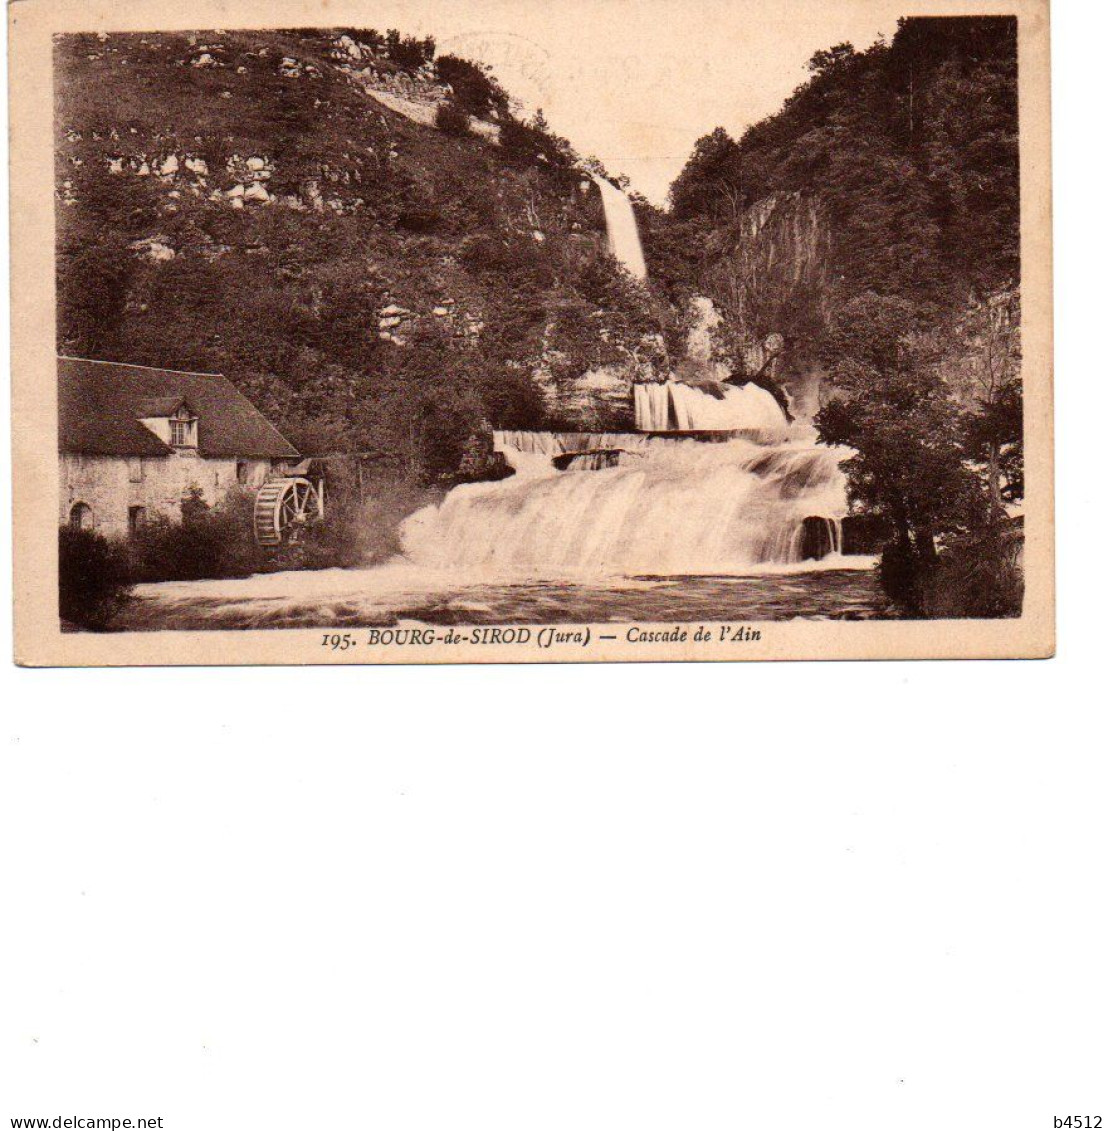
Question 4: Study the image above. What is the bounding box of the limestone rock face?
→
[336,35,362,60]
[130,236,175,261]
[705,191,833,366]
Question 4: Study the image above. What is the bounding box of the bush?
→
[434,103,471,137]
[458,233,554,288]
[435,55,508,118]
[59,526,133,631]
[384,30,435,72]
[923,529,1024,618]
[498,118,546,167]
[130,487,266,582]
[128,478,448,581]
[879,526,1023,618]
[498,116,576,175]
[474,360,546,430]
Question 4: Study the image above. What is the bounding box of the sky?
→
[337,0,910,204]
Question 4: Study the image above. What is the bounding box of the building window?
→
[128,457,145,483]
[69,502,93,531]
[236,460,248,485]
[128,506,147,536]
[170,419,192,446]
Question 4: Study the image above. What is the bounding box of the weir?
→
[397,178,852,577]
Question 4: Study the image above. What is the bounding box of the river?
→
[117,559,889,631]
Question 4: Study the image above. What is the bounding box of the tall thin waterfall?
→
[400,432,851,575]
[593,175,648,280]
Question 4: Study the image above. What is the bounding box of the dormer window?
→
[168,405,197,448]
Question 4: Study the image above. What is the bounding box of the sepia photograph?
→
[11,0,1052,662]
[12,8,1112,1131]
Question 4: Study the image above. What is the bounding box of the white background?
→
[2,5,1110,1130]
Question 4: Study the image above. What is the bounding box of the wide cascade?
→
[398,178,851,577]
[401,431,848,574]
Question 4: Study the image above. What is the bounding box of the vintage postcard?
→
[10,0,1053,664]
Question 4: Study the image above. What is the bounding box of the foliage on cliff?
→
[55,28,653,480]
[666,17,1019,314]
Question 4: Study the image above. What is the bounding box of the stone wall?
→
[60,452,274,539]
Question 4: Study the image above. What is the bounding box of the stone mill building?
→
[58,356,299,538]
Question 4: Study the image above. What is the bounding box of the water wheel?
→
[253,477,323,546]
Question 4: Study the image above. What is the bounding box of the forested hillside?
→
[656,16,1018,340]
[55,28,657,479]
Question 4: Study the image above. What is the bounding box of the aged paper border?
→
[9,0,1054,666]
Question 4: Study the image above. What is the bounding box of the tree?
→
[56,236,131,357]
[950,288,1022,512]
[815,293,979,570]
[669,127,743,221]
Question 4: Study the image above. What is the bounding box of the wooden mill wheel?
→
[253,477,323,546]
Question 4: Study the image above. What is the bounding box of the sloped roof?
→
[58,357,299,459]
[134,395,192,418]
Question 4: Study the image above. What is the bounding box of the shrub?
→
[498,116,575,174]
[922,529,1024,618]
[58,526,133,631]
[384,30,435,72]
[435,55,508,118]
[434,103,471,137]
[475,360,546,430]
[879,526,1023,618]
[131,487,266,582]
[498,118,545,167]
[128,478,448,581]
[458,232,554,288]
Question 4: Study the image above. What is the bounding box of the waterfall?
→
[634,380,790,438]
[400,432,852,576]
[593,175,648,280]
[391,177,854,580]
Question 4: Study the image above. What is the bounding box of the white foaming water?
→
[593,175,648,280]
[400,431,853,575]
[634,380,790,437]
